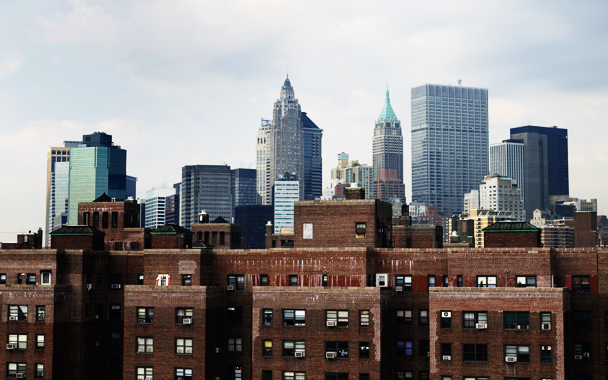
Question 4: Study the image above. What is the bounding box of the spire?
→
[378,87,398,122]
[280,74,295,100]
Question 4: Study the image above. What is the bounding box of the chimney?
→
[265,222,273,249]
[399,204,412,226]
[198,210,209,223]
[345,183,365,200]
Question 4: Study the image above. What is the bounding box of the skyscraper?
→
[373,88,403,183]
[233,168,257,208]
[302,112,323,201]
[489,139,525,206]
[509,125,569,221]
[273,173,299,233]
[144,187,175,229]
[411,84,489,216]
[45,145,74,247]
[331,153,374,199]
[256,119,271,204]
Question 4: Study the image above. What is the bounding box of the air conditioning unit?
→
[6,343,15,350]
[376,274,388,287]
[111,284,121,289]
[574,355,583,360]
[137,348,145,353]
[137,318,146,323]
[360,321,369,326]
[8,315,16,321]
[541,323,551,330]
[542,346,551,351]
[16,374,24,379]
[442,311,451,318]
[395,286,403,292]
[215,347,221,353]
[326,351,337,359]
[95,342,101,347]
[37,373,43,378]
[227,285,235,291]
[442,355,451,361]
[295,351,305,358]
[326,320,337,327]
[182,318,192,325]
[215,377,221,380]
[475,323,487,329]
[87,283,93,291]
[145,378,152,380]
[517,324,528,330]
[505,356,517,362]
[427,351,430,357]
[95,315,99,320]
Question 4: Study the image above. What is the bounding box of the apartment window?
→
[419,340,430,357]
[8,334,27,350]
[283,372,305,380]
[442,275,448,287]
[572,276,590,293]
[326,310,349,327]
[136,367,153,380]
[36,335,44,350]
[395,275,412,292]
[175,368,192,380]
[505,312,530,330]
[156,274,170,286]
[359,342,370,359]
[289,275,298,286]
[40,271,51,285]
[219,231,225,245]
[0,274,5,284]
[440,311,452,328]
[441,377,452,380]
[355,222,366,237]
[505,345,530,362]
[175,308,193,324]
[110,304,121,319]
[93,212,99,228]
[283,341,305,357]
[35,364,44,379]
[283,309,305,326]
[111,212,118,228]
[573,311,592,328]
[326,341,349,359]
[260,274,269,286]
[419,310,429,326]
[428,275,436,288]
[397,340,413,356]
[26,273,36,284]
[227,274,245,290]
[463,311,487,328]
[322,274,328,286]
[182,275,192,286]
[397,310,413,326]
[137,307,154,324]
[397,372,413,380]
[111,332,121,345]
[541,312,552,330]
[326,374,348,380]
[113,242,124,251]
[137,337,153,353]
[477,275,496,288]
[457,275,463,287]
[228,337,243,352]
[175,338,193,355]
[359,374,370,380]
[263,309,273,326]
[516,276,536,287]
[9,305,27,321]
[574,343,591,360]
[463,344,488,362]
[441,343,452,361]
[262,340,273,357]
[262,371,273,380]
[7,363,26,378]
[419,372,429,380]
[84,212,90,225]
[36,306,45,322]
[227,307,243,324]
[137,274,144,285]
[360,310,370,327]
[541,345,552,363]
[303,223,313,239]
[102,212,109,228]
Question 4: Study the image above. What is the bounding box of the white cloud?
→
[0,51,25,79]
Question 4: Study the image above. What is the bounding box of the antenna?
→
[458,79,462,86]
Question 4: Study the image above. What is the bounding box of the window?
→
[17,273,23,284]
[541,345,552,363]
[35,335,44,350]
[263,309,273,326]
[457,275,463,287]
[574,343,591,360]
[397,340,413,356]
[175,368,192,380]
[327,310,349,327]
[137,337,153,353]
[137,274,144,285]
[355,222,366,237]
[283,309,305,326]
[283,341,305,357]
[7,363,26,378]
[360,310,370,327]
[228,337,242,352]
[0,274,5,284]
[283,372,305,380]
[504,312,529,330]
[326,374,348,380]
[182,275,192,286]
[463,344,488,361]
[113,242,124,251]
[289,275,298,286]
[156,274,170,286]
[396,310,413,326]
[326,341,349,358]
[262,371,272,380]
[111,212,118,228]
[477,276,496,288]
[137,307,154,324]
[397,371,413,379]
[102,212,109,228]
[93,212,99,228]
[111,332,121,345]
[359,342,370,359]
[516,276,536,287]
[227,307,243,324]
[110,304,121,319]
[442,275,448,287]
[419,372,429,380]
[419,310,429,326]
[440,311,451,328]
[573,311,591,328]
[303,223,313,239]
[419,340,429,357]
[136,367,153,380]
[9,305,27,321]
[176,308,193,324]
[322,274,328,286]
[227,274,245,290]
[572,276,590,293]
[175,338,193,355]
[395,275,412,292]
[35,363,44,379]
[441,343,452,361]
[8,334,27,350]
[260,274,269,286]
[428,275,436,288]
[359,374,370,380]
[541,312,552,330]
[41,271,51,285]
[463,311,487,328]
[26,273,36,284]
[505,345,530,362]
[36,306,45,322]
[263,340,273,357]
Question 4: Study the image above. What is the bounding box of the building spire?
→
[378,86,398,122]
[281,74,294,100]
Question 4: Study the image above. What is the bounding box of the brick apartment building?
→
[0,196,607,380]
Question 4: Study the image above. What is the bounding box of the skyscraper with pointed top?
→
[373,88,404,201]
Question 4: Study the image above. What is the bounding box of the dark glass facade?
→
[302,112,323,201]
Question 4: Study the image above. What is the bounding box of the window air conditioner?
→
[360,321,369,326]
[326,320,337,327]
[395,286,403,292]
[37,373,43,378]
[95,342,101,347]
[215,377,221,380]
[8,316,16,321]
[541,323,551,330]
[575,355,583,360]
[6,344,15,350]
[505,356,517,362]
[87,284,93,291]
[227,285,235,291]
[182,318,192,325]
[111,284,121,289]
[215,348,221,353]
[442,355,451,361]
[442,311,451,318]
[137,318,146,323]
[295,351,305,358]
[475,323,487,329]
[326,351,337,359]
[16,374,24,379]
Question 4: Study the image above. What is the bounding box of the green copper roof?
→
[378,88,398,122]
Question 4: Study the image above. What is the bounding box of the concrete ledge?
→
[430,287,566,294]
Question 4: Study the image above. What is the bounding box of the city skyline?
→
[2,1,608,241]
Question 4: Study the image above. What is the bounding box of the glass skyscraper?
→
[411,84,489,216]
[302,112,323,201]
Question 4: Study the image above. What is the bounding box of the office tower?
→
[126,175,137,199]
[68,132,127,225]
[411,84,489,216]
[45,147,73,247]
[274,173,299,233]
[302,112,323,200]
[510,126,569,221]
[234,205,274,249]
[256,118,271,204]
[144,187,175,229]
[233,168,257,208]
[479,175,525,220]
[165,183,181,225]
[180,165,233,229]
[463,190,480,214]
[331,152,374,199]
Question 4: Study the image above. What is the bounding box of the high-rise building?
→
[302,112,323,201]
[68,132,127,225]
[165,183,181,225]
[274,173,299,233]
[411,84,489,216]
[126,175,137,199]
[233,168,257,208]
[256,118,271,204]
[331,153,374,199]
[144,187,175,229]
[234,205,274,249]
[180,165,233,230]
[489,139,525,204]
[478,175,525,221]
[463,190,480,214]
[510,126,569,221]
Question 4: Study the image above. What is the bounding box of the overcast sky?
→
[1,0,608,242]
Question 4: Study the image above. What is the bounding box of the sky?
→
[1,0,608,242]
